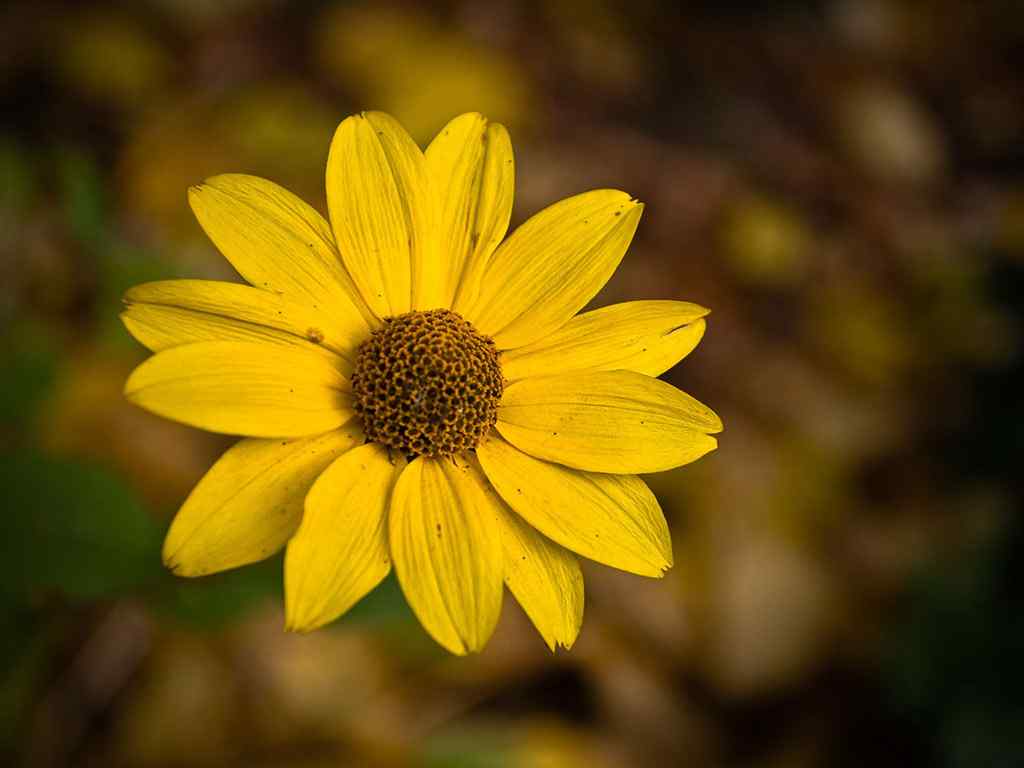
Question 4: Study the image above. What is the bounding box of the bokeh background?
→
[3,0,1023,766]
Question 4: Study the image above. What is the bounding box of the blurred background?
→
[2,0,1023,765]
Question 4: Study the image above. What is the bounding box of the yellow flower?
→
[122,112,722,654]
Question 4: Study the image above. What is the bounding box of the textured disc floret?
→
[351,309,504,458]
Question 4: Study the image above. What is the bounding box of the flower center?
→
[351,309,504,458]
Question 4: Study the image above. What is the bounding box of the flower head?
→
[122,111,722,654]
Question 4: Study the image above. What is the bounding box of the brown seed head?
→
[351,309,504,458]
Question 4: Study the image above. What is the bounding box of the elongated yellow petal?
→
[122,280,360,366]
[497,370,721,473]
[501,301,708,382]
[163,427,362,577]
[326,112,439,317]
[460,190,642,349]
[457,455,582,650]
[493,490,583,650]
[188,174,374,333]
[124,341,352,438]
[478,433,672,577]
[426,113,514,311]
[285,443,404,632]
[389,457,503,654]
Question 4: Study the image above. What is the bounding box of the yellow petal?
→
[285,443,404,631]
[389,456,503,654]
[326,111,439,317]
[425,113,514,311]
[122,279,360,366]
[163,427,362,577]
[124,341,352,438]
[188,174,374,333]
[501,301,709,382]
[478,432,672,577]
[493,489,584,650]
[461,190,642,349]
[460,455,582,650]
[497,370,721,473]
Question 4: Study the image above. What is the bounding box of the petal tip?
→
[283,606,321,634]
[454,110,488,126]
[162,531,196,576]
[122,361,151,399]
[162,550,200,578]
[550,628,580,652]
[692,433,720,457]
[641,555,672,578]
[332,113,362,137]
[186,183,209,213]
[454,623,495,655]
[437,635,469,656]
[122,373,140,399]
[360,110,404,131]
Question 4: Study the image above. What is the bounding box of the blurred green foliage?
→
[0,331,57,432]
[0,454,161,601]
[888,528,1024,768]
